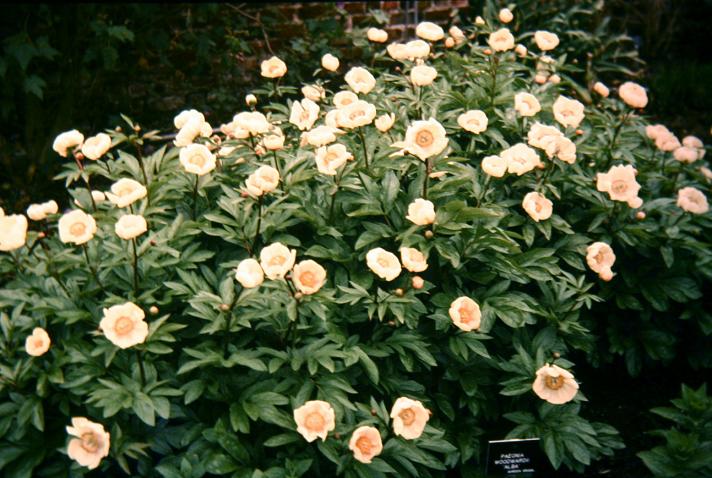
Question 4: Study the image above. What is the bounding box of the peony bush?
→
[1,3,710,477]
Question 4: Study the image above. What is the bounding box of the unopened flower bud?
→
[74,151,85,161]
[133,124,141,132]
[149,305,159,315]
[483,48,492,55]
[150,239,157,246]
[576,129,584,135]
[246,94,257,106]
[636,211,646,220]
[219,303,230,312]
[38,231,46,239]
[445,37,455,48]
[412,276,424,289]
[552,351,561,359]
[395,288,404,297]
[294,292,304,300]
[424,230,434,239]
[241,191,250,198]
[370,408,377,416]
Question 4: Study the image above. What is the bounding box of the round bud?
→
[38,231,46,239]
[294,292,303,300]
[150,239,157,246]
[424,230,434,239]
[552,351,561,359]
[241,191,250,198]
[133,124,141,132]
[395,288,404,297]
[483,48,492,55]
[412,276,424,289]
[149,306,159,315]
[576,129,584,135]
[74,151,85,161]
[245,94,257,106]
[370,408,377,416]
[219,303,230,312]
[636,211,646,220]
[445,37,455,48]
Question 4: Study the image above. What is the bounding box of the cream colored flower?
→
[289,98,320,131]
[321,53,340,71]
[416,21,444,41]
[596,165,643,208]
[333,91,359,109]
[245,94,257,106]
[488,28,515,52]
[458,110,488,134]
[115,214,147,240]
[700,166,712,181]
[522,192,553,222]
[449,26,466,44]
[92,190,106,203]
[180,143,216,176]
[294,400,335,442]
[410,64,438,86]
[593,81,609,98]
[81,133,112,160]
[53,129,84,157]
[527,123,563,149]
[586,242,615,281]
[677,187,709,214]
[515,44,528,57]
[375,113,395,132]
[548,74,561,85]
[393,118,448,161]
[406,198,435,226]
[292,260,327,295]
[336,100,377,129]
[449,296,481,332]
[618,81,648,109]
[233,111,271,136]
[0,214,28,252]
[174,113,210,147]
[58,210,97,245]
[514,93,541,117]
[682,136,705,160]
[246,165,280,197]
[406,40,431,59]
[387,42,410,60]
[66,417,110,470]
[304,125,342,147]
[349,426,383,464]
[445,37,455,48]
[367,27,388,43]
[499,7,514,23]
[174,109,204,129]
[106,178,147,208]
[481,155,507,178]
[534,73,548,84]
[646,124,670,141]
[391,397,430,440]
[543,136,576,164]
[315,144,352,175]
[259,242,296,280]
[25,327,51,357]
[553,96,585,128]
[412,276,424,289]
[674,146,699,164]
[534,31,559,51]
[263,127,285,151]
[100,302,148,349]
[400,247,428,273]
[235,258,264,288]
[27,200,58,221]
[655,132,681,152]
[532,364,579,405]
[366,248,401,281]
[261,56,287,78]
[345,67,376,94]
[302,84,325,102]
[502,143,542,176]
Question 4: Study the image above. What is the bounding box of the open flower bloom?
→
[233,111,271,136]
[106,178,147,208]
[25,327,51,356]
[674,146,699,164]
[553,96,585,128]
[315,144,352,175]
[263,127,285,151]
[400,247,428,273]
[115,214,147,240]
[53,129,84,157]
[246,165,280,197]
[532,364,579,405]
[259,242,297,280]
[458,110,488,134]
[387,42,410,60]
[410,64,438,86]
[593,81,610,97]
[367,27,388,43]
[502,143,542,176]
[393,118,448,161]
[174,109,204,129]
[677,187,709,214]
[405,40,431,60]
[302,84,325,102]
[235,258,264,288]
[515,44,528,57]
[336,100,377,129]
[179,144,216,176]
[321,53,340,71]
[543,135,576,164]
[349,426,383,464]
[482,155,507,178]
[534,30,559,51]
[366,248,401,281]
[66,417,111,470]
[655,131,681,152]
[289,98,320,131]
[174,113,211,147]
[416,21,444,41]
[333,91,359,109]
[406,198,436,226]
[27,200,59,221]
[449,296,481,332]
[645,124,670,141]
[345,67,376,94]
[375,113,395,132]
[292,260,327,295]
[100,302,148,349]
[586,242,616,281]
[596,165,643,208]
[527,123,564,149]
[618,81,648,109]
[391,397,430,440]
[304,125,342,147]
[449,26,466,45]
[514,93,541,117]
[58,210,97,245]
[294,400,336,442]
[488,28,515,51]
[81,133,112,160]
[261,56,287,78]
[522,191,553,222]
[682,135,705,159]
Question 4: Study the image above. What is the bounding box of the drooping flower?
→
[235,258,264,288]
[261,56,287,78]
[522,191,553,222]
[58,210,97,245]
[66,417,111,470]
[292,260,327,295]
[53,129,84,157]
[345,67,376,94]
[366,248,401,281]
[400,247,428,273]
[294,400,336,442]
[179,144,216,176]
[349,426,383,464]
[245,165,280,197]
[406,198,435,226]
[586,242,616,281]
[25,327,51,357]
[677,187,709,214]
[105,178,147,208]
[514,93,541,117]
[99,302,149,349]
[457,110,488,134]
[532,364,579,405]
[449,296,481,332]
[553,96,585,128]
[260,242,297,280]
[390,397,430,440]
[26,200,59,221]
[596,165,643,208]
[115,214,148,240]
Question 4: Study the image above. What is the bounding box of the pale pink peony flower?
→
[259,242,297,280]
[392,118,448,161]
[292,260,327,295]
[245,165,280,197]
[314,144,352,175]
[66,417,111,470]
[502,143,542,176]
[586,242,616,281]
[333,91,359,109]
[289,98,320,131]
[100,302,148,349]
[645,124,670,141]
[488,28,515,52]
[449,296,481,332]
[53,129,84,157]
[366,248,401,281]
[367,27,388,43]
[514,93,541,117]
[390,397,430,440]
[522,191,553,222]
[498,8,513,23]
[458,110,488,134]
[410,64,438,86]
[406,198,436,226]
[179,144,216,176]
[261,56,287,78]
[375,113,396,132]
[416,21,444,41]
[336,100,377,129]
[677,187,709,214]
[481,155,507,178]
[294,400,336,442]
[345,67,376,94]
[534,31,559,51]
[655,132,681,152]
[596,165,643,208]
[593,81,609,98]
[618,81,648,109]
[27,200,59,221]
[114,214,147,240]
[349,426,383,464]
[25,327,51,356]
[106,178,147,208]
[532,364,579,405]
[674,146,699,164]
[58,210,97,245]
[302,85,325,102]
[321,53,339,72]
[235,258,264,288]
[515,44,528,57]
[400,247,428,273]
[81,133,112,160]
[553,96,585,128]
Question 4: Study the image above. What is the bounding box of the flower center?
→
[399,408,416,426]
[114,316,134,336]
[594,251,605,264]
[458,305,474,324]
[416,130,434,147]
[611,180,628,195]
[269,255,286,266]
[356,436,374,455]
[70,222,86,236]
[80,432,100,453]
[299,271,318,288]
[304,412,325,431]
[377,257,390,268]
[117,186,133,196]
[534,202,543,213]
[324,152,338,165]
[34,338,45,349]
[544,374,566,390]
[190,154,206,168]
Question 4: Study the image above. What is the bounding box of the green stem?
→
[489,55,500,109]
[422,158,432,199]
[252,195,264,253]
[74,157,97,212]
[131,238,139,298]
[271,150,281,179]
[357,128,369,169]
[134,141,149,186]
[191,174,199,220]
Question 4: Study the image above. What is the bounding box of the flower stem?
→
[357,128,369,169]
[135,349,146,388]
[606,110,632,167]
[489,55,500,109]
[422,158,432,199]
[74,157,97,212]
[191,174,199,220]
[131,238,140,298]
[134,142,149,186]
[82,244,106,293]
[271,150,281,178]
[329,178,338,222]
[252,195,264,253]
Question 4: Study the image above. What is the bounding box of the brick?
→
[381,1,400,10]
[343,1,367,14]
[422,8,453,23]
